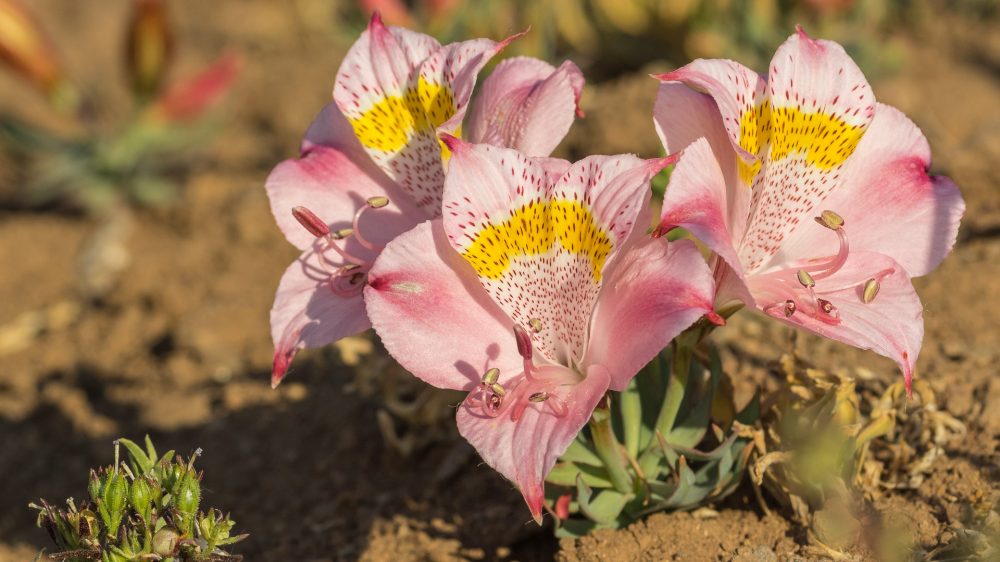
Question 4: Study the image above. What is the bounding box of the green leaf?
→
[547,462,614,488]
[118,438,153,476]
[575,473,629,525]
[560,435,604,467]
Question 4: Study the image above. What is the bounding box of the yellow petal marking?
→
[462,199,613,281]
[738,100,867,186]
[348,77,457,153]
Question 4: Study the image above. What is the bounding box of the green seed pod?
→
[102,472,129,535]
[130,476,153,521]
[151,527,180,556]
[175,470,201,527]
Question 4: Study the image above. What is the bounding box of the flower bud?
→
[151,527,179,556]
[88,469,102,503]
[102,471,129,535]
[126,0,173,99]
[146,52,241,123]
[0,0,63,95]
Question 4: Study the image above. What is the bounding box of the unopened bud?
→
[367,196,390,208]
[175,470,201,519]
[126,0,174,98]
[815,210,845,230]
[528,392,548,403]
[146,52,241,123]
[797,269,815,288]
[291,206,330,238]
[528,318,542,333]
[481,367,500,385]
[87,469,102,503]
[0,0,63,95]
[102,471,129,534]
[862,278,880,304]
[130,476,153,521]
[513,324,532,360]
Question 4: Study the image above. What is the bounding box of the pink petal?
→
[653,82,751,242]
[270,247,370,387]
[658,138,744,280]
[466,57,585,156]
[769,103,964,278]
[456,364,611,522]
[333,14,439,116]
[441,140,667,364]
[653,58,765,165]
[363,219,523,391]
[750,251,922,390]
[586,239,716,391]
[265,142,423,251]
[738,29,875,273]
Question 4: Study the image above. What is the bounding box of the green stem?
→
[589,398,633,494]
[653,339,693,439]
[620,380,642,460]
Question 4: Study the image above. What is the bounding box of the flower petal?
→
[441,139,667,364]
[768,103,964,278]
[586,239,716,391]
[466,57,584,157]
[738,29,876,272]
[364,219,522,391]
[654,58,765,167]
[751,251,922,390]
[456,364,611,522]
[270,247,370,387]
[265,142,422,251]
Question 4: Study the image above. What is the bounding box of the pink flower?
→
[266,14,585,386]
[653,28,964,391]
[363,137,718,521]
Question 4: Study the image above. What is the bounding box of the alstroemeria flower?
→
[653,29,964,390]
[363,137,718,521]
[265,13,585,386]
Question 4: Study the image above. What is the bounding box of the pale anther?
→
[797,269,815,288]
[332,228,354,240]
[815,210,845,230]
[489,383,506,397]
[367,196,390,209]
[528,392,548,403]
[528,318,542,333]
[482,367,500,385]
[862,278,880,304]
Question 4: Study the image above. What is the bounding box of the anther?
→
[332,228,354,240]
[367,196,390,209]
[862,278,880,304]
[815,210,845,230]
[482,367,500,385]
[513,325,533,361]
[797,269,815,288]
[292,206,330,238]
[818,299,836,315]
[340,264,361,273]
[528,318,543,333]
[528,392,548,403]
[784,300,797,317]
[489,383,506,397]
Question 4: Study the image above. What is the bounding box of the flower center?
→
[466,323,576,421]
[291,197,390,297]
[753,210,891,325]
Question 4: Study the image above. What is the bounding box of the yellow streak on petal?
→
[737,101,867,186]
[348,77,457,153]
[462,200,613,281]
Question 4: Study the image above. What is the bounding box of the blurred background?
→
[0,0,997,560]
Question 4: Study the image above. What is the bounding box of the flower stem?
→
[589,396,633,494]
[620,379,642,459]
[653,338,693,440]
